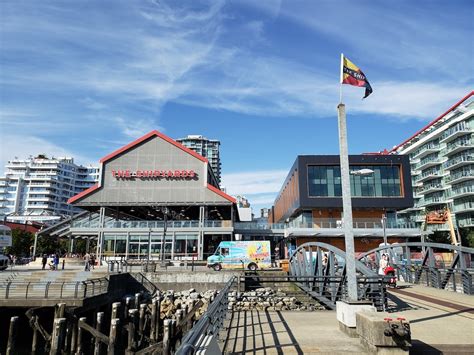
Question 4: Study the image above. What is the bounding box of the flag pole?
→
[339,53,344,104]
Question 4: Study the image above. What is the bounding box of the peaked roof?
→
[100,130,208,163]
[68,130,235,204]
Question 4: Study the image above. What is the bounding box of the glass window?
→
[308,165,401,197]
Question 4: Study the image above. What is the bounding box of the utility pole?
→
[337,103,358,302]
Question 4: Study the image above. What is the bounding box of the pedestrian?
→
[84,252,91,271]
[41,254,48,270]
[322,253,328,271]
[90,254,95,270]
[378,253,388,275]
[53,254,59,271]
[272,247,280,268]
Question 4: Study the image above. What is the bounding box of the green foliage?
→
[4,228,34,257]
[460,228,474,248]
[427,231,451,244]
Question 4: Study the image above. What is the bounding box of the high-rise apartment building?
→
[0,155,99,224]
[176,135,221,185]
[392,92,474,231]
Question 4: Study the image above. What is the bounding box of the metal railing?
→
[288,218,417,229]
[2,277,109,300]
[176,276,236,355]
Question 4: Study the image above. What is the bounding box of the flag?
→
[341,55,373,98]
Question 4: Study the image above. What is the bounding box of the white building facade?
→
[393,92,474,231]
[0,155,99,224]
[176,135,221,186]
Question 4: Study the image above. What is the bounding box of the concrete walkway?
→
[220,310,366,354]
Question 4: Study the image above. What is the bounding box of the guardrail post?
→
[26,281,31,299]
[6,316,19,355]
[83,281,88,298]
[50,318,66,355]
[6,281,11,299]
[163,319,171,355]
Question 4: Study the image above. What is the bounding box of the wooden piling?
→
[31,315,38,354]
[94,312,104,355]
[107,318,120,355]
[139,303,147,335]
[162,319,171,355]
[134,292,141,308]
[54,303,66,319]
[111,302,121,320]
[150,300,158,342]
[6,316,19,355]
[126,309,138,354]
[76,317,87,355]
[70,318,78,354]
[124,297,132,319]
[50,318,67,355]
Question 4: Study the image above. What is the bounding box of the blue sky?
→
[1,0,473,212]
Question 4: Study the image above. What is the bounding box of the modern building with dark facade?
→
[269,154,420,252]
[35,130,237,261]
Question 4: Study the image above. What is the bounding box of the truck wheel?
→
[213,264,222,271]
[248,263,258,271]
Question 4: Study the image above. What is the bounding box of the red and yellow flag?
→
[341,55,373,98]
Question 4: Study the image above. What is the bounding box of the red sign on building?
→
[111,170,196,179]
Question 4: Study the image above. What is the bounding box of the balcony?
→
[416,158,442,171]
[457,216,474,228]
[443,155,474,170]
[418,183,445,195]
[451,185,474,199]
[420,195,446,207]
[440,123,471,144]
[445,139,473,156]
[416,171,443,183]
[412,144,441,160]
[447,170,474,185]
[453,200,474,213]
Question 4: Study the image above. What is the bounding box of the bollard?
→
[163,319,171,355]
[94,312,104,355]
[107,318,120,355]
[50,318,67,355]
[76,317,86,355]
[6,316,19,355]
[111,302,121,320]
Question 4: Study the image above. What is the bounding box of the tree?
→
[4,228,34,257]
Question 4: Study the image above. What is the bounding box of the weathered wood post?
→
[107,318,120,355]
[76,317,87,355]
[124,297,132,319]
[126,309,138,354]
[50,318,67,355]
[139,303,147,335]
[6,316,19,355]
[111,302,121,320]
[70,318,78,354]
[31,315,39,354]
[54,303,66,319]
[162,319,171,355]
[150,299,158,342]
[170,319,177,351]
[187,300,195,331]
[94,312,104,355]
[134,292,141,309]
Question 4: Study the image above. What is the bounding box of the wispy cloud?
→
[222,169,287,196]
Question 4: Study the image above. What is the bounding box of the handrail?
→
[176,276,236,355]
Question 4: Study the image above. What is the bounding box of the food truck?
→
[207,241,271,271]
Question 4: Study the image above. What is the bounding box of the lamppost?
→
[160,207,169,267]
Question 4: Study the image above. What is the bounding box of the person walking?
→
[378,254,388,275]
[84,252,91,271]
[53,254,59,271]
[41,254,48,270]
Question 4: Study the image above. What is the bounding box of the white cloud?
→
[112,117,163,139]
[222,170,288,196]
